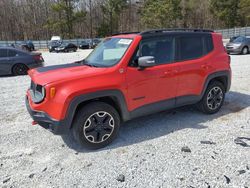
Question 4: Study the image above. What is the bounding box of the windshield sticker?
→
[118,39,132,45]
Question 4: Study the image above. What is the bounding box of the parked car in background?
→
[55,43,77,52]
[0,47,44,76]
[226,36,250,54]
[79,40,91,49]
[48,40,62,52]
[12,41,35,52]
[51,36,62,41]
[91,38,102,48]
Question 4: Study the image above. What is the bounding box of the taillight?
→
[33,55,43,62]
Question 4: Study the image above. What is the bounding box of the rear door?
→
[8,49,33,68]
[175,34,212,105]
[0,49,11,75]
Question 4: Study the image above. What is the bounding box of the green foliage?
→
[45,0,86,38]
[210,0,241,28]
[98,0,127,35]
[141,0,182,29]
[239,0,250,25]
[97,23,111,37]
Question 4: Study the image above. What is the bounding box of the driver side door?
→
[126,36,177,117]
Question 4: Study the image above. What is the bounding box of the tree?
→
[140,0,182,29]
[97,0,127,36]
[46,0,86,38]
[239,0,250,26]
[210,0,241,28]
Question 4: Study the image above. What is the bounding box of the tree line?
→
[0,0,250,40]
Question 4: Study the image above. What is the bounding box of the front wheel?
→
[72,102,120,149]
[241,47,249,55]
[197,81,225,114]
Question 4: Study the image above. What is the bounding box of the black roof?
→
[113,28,214,37]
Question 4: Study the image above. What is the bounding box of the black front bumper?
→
[25,97,68,135]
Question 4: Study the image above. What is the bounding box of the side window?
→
[204,35,214,53]
[8,49,18,57]
[129,37,175,67]
[0,49,8,58]
[179,36,203,61]
[140,37,174,65]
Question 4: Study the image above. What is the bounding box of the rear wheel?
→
[12,64,28,75]
[72,102,120,149]
[242,47,249,55]
[197,81,225,114]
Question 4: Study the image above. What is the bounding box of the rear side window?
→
[8,49,27,57]
[8,49,18,57]
[0,49,8,58]
[204,35,214,53]
[178,36,203,61]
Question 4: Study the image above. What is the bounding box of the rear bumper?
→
[28,62,44,69]
[25,96,68,135]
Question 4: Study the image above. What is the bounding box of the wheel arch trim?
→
[62,89,130,131]
[201,70,231,98]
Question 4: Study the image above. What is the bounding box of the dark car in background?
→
[79,40,91,49]
[48,40,62,52]
[55,43,77,52]
[11,41,35,52]
[91,38,102,48]
[226,36,250,55]
[0,47,44,76]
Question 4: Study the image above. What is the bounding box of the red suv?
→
[26,29,231,149]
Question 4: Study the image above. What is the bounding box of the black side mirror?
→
[138,56,156,70]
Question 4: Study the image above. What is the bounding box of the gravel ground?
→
[0,50,249,188]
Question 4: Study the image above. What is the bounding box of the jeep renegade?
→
[26,29,231,149]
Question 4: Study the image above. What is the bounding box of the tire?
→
[241,46,249,55]
[12,64,28,75]
[72,102,120,149]
[197,81,225,114]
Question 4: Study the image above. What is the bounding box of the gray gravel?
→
[0,50,250,188]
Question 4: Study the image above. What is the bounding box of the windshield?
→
[84,38,133,67]
[232,36,245,43]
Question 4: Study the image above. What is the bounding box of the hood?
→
[28,63,107,85]
[226,42,242,46]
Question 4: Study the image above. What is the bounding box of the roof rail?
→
[112,31,140,36]
[140,28,214,35]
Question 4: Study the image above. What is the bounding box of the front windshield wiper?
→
[81,59,98,67]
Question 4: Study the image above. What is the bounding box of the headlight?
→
[30,81,46,103]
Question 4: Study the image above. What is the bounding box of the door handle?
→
[164,70,172,75]
[161,70,178,77]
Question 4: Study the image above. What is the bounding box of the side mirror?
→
[138,56,156,69]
